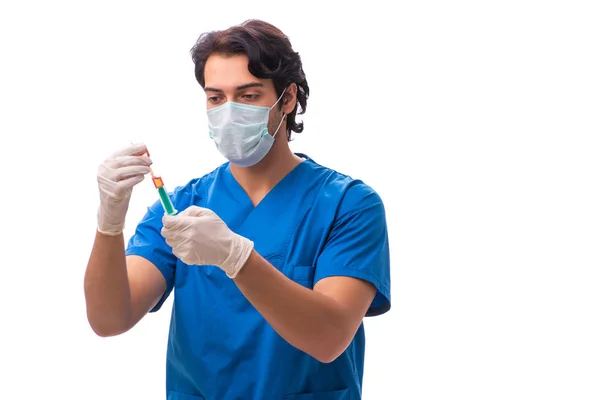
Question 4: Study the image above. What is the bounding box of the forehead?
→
[204,53,273,91]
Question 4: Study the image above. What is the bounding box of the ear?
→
[283,83,298,115]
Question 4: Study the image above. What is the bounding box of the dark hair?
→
[190,19,309,141]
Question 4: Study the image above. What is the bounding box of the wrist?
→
[223,236,254,279]
[97,204,127,236]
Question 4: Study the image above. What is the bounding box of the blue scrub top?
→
[126,154,391,400]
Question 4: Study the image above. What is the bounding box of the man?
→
[84,19,391,400]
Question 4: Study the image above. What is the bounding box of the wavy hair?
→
[190,19,309,141]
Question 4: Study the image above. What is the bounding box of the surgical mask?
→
[207,90,286,167]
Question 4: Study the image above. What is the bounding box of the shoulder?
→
[304,156,385,217]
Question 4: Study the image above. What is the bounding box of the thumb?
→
[162,214,191,230]
[162,206,213,230]
[178,205,212,217]
[161,214,178,229]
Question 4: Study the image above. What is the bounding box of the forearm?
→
[233,251,353,363]
[84,231,132,336]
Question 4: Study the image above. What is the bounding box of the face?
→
[203,53,296,138]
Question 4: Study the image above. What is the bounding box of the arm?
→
[234,184,391,363]
[233,251,376,363]
[84,142,171,337]
[84,231,166,337]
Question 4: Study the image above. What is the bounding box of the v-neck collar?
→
[223,153,312,209]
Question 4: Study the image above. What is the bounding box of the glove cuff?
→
[97,226,123,236]
[96,205,126,236]
[224,235,254,279]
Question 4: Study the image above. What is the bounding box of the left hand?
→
[161,206,254,278]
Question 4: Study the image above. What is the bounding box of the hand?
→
[96,143,152,235]
[161,206,254,278]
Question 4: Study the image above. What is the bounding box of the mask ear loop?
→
[269,87,288,111]
[270,87,288,138]
[272,112,286,138]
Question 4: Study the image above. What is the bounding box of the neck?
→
[229,134,303,197]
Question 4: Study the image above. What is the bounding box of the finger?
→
[115,174,145,190]
[178,205,211,217]
[97,172,144,197]
[165,238,180,251]
[160,222,177,236]
[180,257,194,266]
[112,155,153,168]
[163,234,177,248]
[114,165,152,182]
[162,215,177,230]
[161,225,180,243]
[105,156,152,173]
[162,215,190,231]
[163,235,188,254]
[110,143,148,158]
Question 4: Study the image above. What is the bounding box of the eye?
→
[241,94,260,101]
[207,96,222,104]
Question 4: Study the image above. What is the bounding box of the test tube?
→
[152,174,177,215]
[137,147,178,215]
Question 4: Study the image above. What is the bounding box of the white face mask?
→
[207,90,286,167]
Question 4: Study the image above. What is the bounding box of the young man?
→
[85,19,391,400]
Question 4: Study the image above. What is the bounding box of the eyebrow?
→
[204,82,264,93]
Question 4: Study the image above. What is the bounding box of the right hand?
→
[96,143,153,236]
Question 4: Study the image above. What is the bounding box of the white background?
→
[1,1,599,399]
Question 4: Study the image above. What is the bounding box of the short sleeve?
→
[314,182,391,316]
[125,198,178,313]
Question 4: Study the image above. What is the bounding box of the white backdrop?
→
[1,1,599,399]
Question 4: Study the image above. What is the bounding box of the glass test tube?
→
[152,175,177,215]
[139,149,177,215]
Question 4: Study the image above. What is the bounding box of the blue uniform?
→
[126,154,391,400]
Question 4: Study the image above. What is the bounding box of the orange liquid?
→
[152,176,164,189]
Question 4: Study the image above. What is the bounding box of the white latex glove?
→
[96,143,152,235]
[161,206,254,278]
